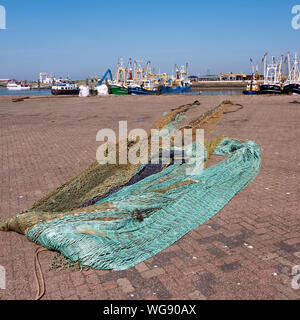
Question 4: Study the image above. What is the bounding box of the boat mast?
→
[255,61,259,80]
[116,58,126,85]
[263,53,268,83]
[133,60,143,84]
[127,58,133,81]
[186,63,189,80]
[250,58,255,80]
[145,61,152,80]
[293,52,299,83]
[296,53,300,83]
[286,52,291,82]
[175,64,179,79]
[276,54,284,84]
[272,56,277,84]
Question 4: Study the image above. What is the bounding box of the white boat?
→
[51,82,80,95]
[259,54,283,94]
[283,52,300,94]
[0,79,10,87]
[7,82,31,91]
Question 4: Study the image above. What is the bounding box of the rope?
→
[223,104,244,114]
[33,246,48,300]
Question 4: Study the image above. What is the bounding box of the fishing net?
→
[0,101,261,270]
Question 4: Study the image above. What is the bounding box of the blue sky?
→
[0,0,299,80]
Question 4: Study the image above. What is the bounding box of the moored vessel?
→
[128,85,158,95]
[7,82,31,90]
[283,52,300,94]
[243,59,259,95]
[243,79,259,95]
[51,82,80,95]
[109,84,129,95]
[160,82,192,94]
[283,82,300,94]
[128,76,159,95]
[160,64,192,94]
[259,54,282,94]
[108,59,129,95]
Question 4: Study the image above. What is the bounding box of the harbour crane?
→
[98,69,113,85]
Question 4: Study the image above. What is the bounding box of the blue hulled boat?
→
[160,84,192,94]
[128,85,158,95]
[243,90,259,95]
[159,63,192,94]
[243,78,259,95]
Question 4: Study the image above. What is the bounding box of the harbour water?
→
[0,88,52,95]
[189,88,243,95]
[0,87,243,96]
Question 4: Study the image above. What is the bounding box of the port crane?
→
[98,69,113,85]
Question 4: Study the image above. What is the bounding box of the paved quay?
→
[0,94,299,300]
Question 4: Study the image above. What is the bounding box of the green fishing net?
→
[0,101,261,270]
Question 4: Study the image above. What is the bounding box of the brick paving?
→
[0,94,299,300]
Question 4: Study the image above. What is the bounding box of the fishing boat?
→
[109,84,129,95]
[51,82,80,95]
[127,60,157,95]
[259,83,282,94]
[160,82,192,94]
[7,82,31,90]
[243,58,259,95]
[243,79,259,95]
[283,82,300,94]
[160,64,192,94]
[0,79,10,87]
[109,59,129,95]
[259,54,282,94]
[283,52,300,94]
[128,84,157,95]
[128,78,159,95]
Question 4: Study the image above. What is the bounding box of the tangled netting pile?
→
[0,101,261,270]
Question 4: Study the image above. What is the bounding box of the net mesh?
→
[0,101,261,270]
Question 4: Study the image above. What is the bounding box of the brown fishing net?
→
[0,100,242,237]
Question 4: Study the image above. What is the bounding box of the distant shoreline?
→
[192,80,263,88]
